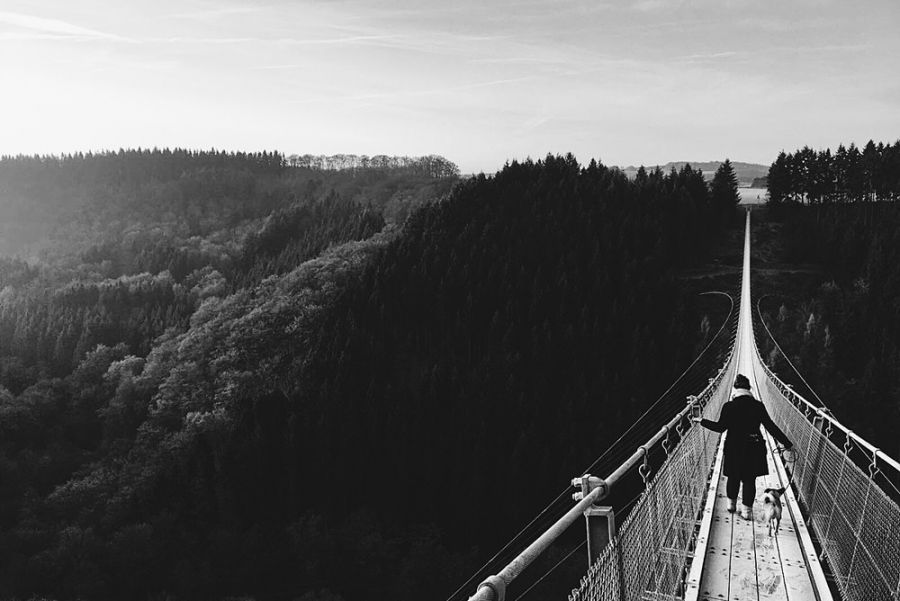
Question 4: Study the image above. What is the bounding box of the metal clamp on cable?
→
[571,475,606,503]
[687,396,702,422]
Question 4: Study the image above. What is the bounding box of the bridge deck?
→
[688,429,832,601]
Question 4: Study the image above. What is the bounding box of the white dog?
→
[761,487,786,536]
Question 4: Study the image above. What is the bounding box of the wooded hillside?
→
[0,152,733,600]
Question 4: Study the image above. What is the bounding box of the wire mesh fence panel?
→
[757,367,900,601]
[568,541,622,601]
[568,356,735,601]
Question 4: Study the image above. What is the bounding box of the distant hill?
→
[620,161,769,186]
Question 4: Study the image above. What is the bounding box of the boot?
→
[726,498,736,513]
[740,504,752,520]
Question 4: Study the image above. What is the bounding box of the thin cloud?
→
[292,76,535,106]
[632,0,669,12]
[468,56,567,65]
[147,36,258,44]
[0,31,68,42]
[0,10,132,42]
[164,6,267,20]
[253,64,305,71]
[679,51,742,61]
[272,34,403,46]
[145,34,403,47]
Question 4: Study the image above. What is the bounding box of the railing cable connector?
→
[638,445,651,486]
[868,449,880,479]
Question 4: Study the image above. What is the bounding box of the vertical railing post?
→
[584,505,615,566]
[573,475,624,600]
[572,475,609,568]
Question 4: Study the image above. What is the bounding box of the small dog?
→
[762,487,786,536]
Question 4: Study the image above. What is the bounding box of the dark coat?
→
[700,392,792,478]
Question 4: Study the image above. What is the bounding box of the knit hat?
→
[733,374,751,390]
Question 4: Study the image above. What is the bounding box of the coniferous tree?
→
[711,158,740,224]
[768,151,788,204]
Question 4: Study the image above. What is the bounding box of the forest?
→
[0,149,744,600]
[757,142,900,459]
[766,139,900,204]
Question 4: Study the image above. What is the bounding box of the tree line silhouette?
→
[286,153,460,179]
[767,140,900,204]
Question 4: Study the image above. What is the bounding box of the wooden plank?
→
[755,456,789,601]
[729,468,760,601]
[763,430,832,601]
[685,434,726,601]
[697,437,735,601]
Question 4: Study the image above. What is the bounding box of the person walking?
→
[693,374,793,519]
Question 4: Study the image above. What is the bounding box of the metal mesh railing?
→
[569,351,736,601]
[756,364,900,601]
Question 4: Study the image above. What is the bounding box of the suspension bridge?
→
[462,210,900,601]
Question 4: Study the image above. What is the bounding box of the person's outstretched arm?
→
[760,403,792,448]
[696,403,730,432]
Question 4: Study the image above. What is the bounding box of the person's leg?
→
[742,475,756,507]
[738,475,756,519]
[725,476,738,512]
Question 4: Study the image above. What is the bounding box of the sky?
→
[0,0,898,174]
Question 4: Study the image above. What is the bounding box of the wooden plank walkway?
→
[687,431,833,601]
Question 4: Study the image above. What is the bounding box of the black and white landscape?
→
[0,1,898,600]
